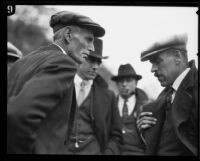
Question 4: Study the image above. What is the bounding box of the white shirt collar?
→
[53,43,67,55]
[74,74,93,87]
[172,68,190,91]
[118,94,136,117]
[74,74,93,101]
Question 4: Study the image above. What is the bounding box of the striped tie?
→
[122,98,129,118]
[77,81,86,107]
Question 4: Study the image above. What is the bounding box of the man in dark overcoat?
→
[137,33,198,156]
[7,11,105,154]
[111,64,148,155]
[70,38,122,155]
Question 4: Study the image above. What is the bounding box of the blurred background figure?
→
[7,42,23,73]
[111,64,149,155]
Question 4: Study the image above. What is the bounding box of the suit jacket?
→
[117,88,148,155]
[7,44,78,154]
[90,75,123,155]
[142,60,198,156]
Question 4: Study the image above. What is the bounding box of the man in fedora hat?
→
[137,33,198,156]
[111,64,148,155]
[69,38,122,155]
[7,41,23,73]
[7,10,105,154]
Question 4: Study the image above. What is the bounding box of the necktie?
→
[165,86,174,110]
[122,98,129,119]
[77,81,86,107]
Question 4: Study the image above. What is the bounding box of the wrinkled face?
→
[78,56,101,80]
[116,77,137,98]
[149,51,179,87]
[68,26,95,64]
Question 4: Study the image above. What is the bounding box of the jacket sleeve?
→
[7,54,76,154]
[104,92,123,155]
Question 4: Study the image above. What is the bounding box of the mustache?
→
[154,72,161,77]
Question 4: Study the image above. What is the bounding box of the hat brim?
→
[111,74,142,81]
[88,53,108,59]
[80,24,105,37]
[141,47,171,62]
[7,53,21,59]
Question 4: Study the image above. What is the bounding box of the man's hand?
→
[136,112,157,132]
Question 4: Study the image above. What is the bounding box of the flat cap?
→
[141,33,188,61]
[49,11,105,37]
[7,42,23,60]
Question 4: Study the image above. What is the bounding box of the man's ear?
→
[64,27,72,43]
[174,50,182,65]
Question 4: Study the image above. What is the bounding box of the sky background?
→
[46,5,198,99]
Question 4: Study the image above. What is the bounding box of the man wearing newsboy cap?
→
[111,64,148,155]
[7,11,105,154]
[137,33,198,156]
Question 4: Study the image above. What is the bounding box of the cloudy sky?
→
[46,5,198,99]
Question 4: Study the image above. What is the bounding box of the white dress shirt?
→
[171,68,190,103]
[118,94,136,117]
[74,74,93,102]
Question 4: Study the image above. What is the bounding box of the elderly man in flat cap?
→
[137,33,198,156]
[66,38,122,155]
[111,64,148,155]
[7,11,105,154]
[7,42,23,74]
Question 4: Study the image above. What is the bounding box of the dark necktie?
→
[122,98,129,119]
[165,86,174,110]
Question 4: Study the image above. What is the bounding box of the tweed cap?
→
[88,38,108,59]
[49,11,105,37]
[141,33,188,61]
[7,42,23,60]
[111,64,142,81]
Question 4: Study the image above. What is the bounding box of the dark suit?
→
[90,75,122,155]
[117,88,148,155]
[142,60,198,156]
[7,44,77,154]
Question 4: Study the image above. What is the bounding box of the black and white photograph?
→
[5,3,199,156]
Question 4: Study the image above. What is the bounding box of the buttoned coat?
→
[117,88,148,155]
[142,60,198,156]
[89,75,122,155]
[7,44,78,154]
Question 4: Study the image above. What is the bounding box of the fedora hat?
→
[88,38,108,59]
[111,64,142,81]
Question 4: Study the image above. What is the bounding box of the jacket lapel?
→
[171,64,197,155]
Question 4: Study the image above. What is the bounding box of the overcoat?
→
[142,60,198,156]
[7,44,77,154]
[89,75,122,155]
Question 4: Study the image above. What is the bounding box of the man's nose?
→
[91,62,99,70]
[88,42,95,52]
[151,64,158,73]
[122,80,128,86]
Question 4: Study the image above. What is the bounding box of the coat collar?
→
[170,60,197,155]
[171,60,197,126]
